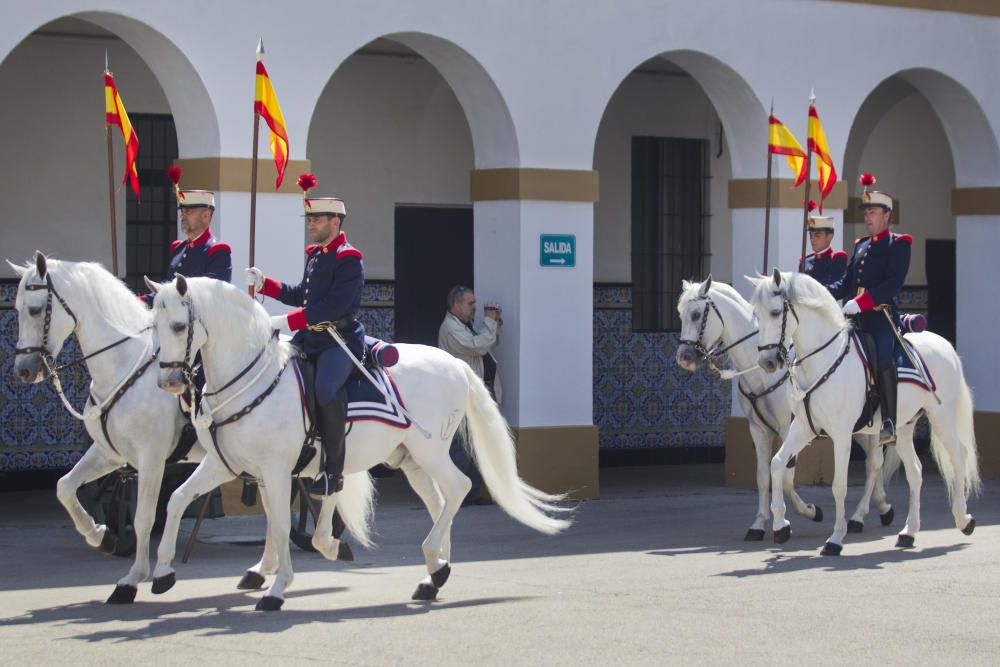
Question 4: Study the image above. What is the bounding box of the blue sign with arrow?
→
[540,234,576,267]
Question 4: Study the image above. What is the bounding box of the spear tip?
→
[104,49,109,73]
[256,38,264,59]
[809,87,816,104]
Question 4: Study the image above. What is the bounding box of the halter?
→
[679,295,757,372]
[158,300,198,389]
[756,291,800,366]
[14,273,79,370]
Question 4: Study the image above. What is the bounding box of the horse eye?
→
[770,310,781,318]
[170,321,187,334]
[28,306,42,317]
[691,311,701,321]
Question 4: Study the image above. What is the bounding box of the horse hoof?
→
[338,541,355,562]
[744,529,765,542]
[151,572,176,595]
[255,596,284,611]
[774,526,791,544]
[961,517,976,536]
[237,571,266,590]
[880,507,895,526]
[811,505,823,523]
[847,520,864,534]
[98,530,118,555]
[411,583,438,601]
[430,564,451,589]
[896,534,915,549]
[106,584,137,604]
[820,541,843,556]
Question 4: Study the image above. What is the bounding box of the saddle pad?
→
[345,367,411,429]
[852,332,936,392]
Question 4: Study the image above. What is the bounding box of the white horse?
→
[9,252,190,604]
[146,274,571,610]
[750,270,980,554]
[676,277,891,541]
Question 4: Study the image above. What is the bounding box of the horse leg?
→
[399,458,449,561]
[848,434,882,533]
[769,420,810,544]
[55,443,121,552]
[310,492,344,561]
[893,422,922,548]
[238,483,278,590]
[745,422,773,541]
[107,456,165,604]
[407,456,470,601]
[821,430,853,556]
[152,458,234,593]
[783,464,822,523]
[255,470,293,611]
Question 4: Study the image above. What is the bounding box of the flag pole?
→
[248,38,263,296]
[763,99,774,275]
[104,52,120,278]
[798,89,815,273]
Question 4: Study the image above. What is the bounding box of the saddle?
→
[851,329,936,433]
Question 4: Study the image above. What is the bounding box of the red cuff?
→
[855,292,875,312]
[287,308,307,331]
[261,277,282,298]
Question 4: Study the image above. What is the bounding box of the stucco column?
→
[471,168,599,499]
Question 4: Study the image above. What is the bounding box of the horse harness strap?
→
[800,332,854,438]
[202,331,278,398]
[93,352,159,457]
[737,370,789,437]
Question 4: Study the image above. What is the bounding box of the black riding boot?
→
[309,399,346,497]
[878,366,898,446]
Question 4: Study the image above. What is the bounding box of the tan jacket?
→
[438,311,503,405]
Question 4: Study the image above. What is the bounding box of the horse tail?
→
[337,470,376,550]
[461,364,573,535]
[930,366,982,501]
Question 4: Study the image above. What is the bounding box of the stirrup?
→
[309,472,343,497]
[879,420,897,446]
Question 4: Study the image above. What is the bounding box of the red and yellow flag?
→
[768,114,808,188]
[104,71,140,200]
[254,59,289,189]
[808,105,837,210]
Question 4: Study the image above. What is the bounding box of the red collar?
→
[187,228,212,249]
[870,229,890,243]
[318,231,347,255]
[816,246,833,258]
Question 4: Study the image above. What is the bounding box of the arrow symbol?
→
[550,258,566,265]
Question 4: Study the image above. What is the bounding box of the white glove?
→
[245,267,264,292]
[269,314,290,333]
[842,299,861,316]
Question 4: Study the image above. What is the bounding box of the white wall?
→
[0,33,169,277]
[849,92,955,285]
[307,52,474,279]
[593,73,732,284]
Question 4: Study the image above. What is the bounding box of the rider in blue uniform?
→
[140,173,231,306]
[246,174,365,496]
[802,204,848,287]
[827,175,911,445]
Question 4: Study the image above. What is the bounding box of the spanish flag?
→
[254,57,289,189]
[768,114,808,188]
[104,71,140,200]
[808,105,837,210]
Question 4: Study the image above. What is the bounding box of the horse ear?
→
[699,275,713,297]
[681,279,691,292]
[34,251,47,279]
[143,275,161,294]
[771,267,782,286]
[6,259,26,277]
[176,274,188,297]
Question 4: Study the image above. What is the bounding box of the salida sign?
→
[539,234,575,267]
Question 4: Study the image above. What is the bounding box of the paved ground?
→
[1,463,998,666]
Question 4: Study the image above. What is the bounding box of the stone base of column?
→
[512,425,599,500]
[725,417,834,488]
[974,411,1000,478]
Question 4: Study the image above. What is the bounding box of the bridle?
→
[158,299,199,391]
[755,291,800,367]
[15,274,79,372]
[679,295,758,373]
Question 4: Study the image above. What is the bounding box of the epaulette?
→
[207,243,231,257]
[893,233,913,245]
[337,242,363,260]
[169,240,184,252]
[305,244,319,255]
[833,250,848,260]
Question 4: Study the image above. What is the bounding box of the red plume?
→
[167,166,182,185]
[296,173,318,193]
[859,173,876,187]
[806,199,818,212]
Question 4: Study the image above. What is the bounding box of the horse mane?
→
[753,271,846,329]
[183,277,293,365]
[30,259,153,335]
[678,279,752,317]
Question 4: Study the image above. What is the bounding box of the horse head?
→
[676,276,725,371]
[9,251,77,384]
[148,274,207,394]
[748,268,799,374]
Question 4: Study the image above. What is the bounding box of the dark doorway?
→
[925,239,956,345]
[394,205,473,345]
